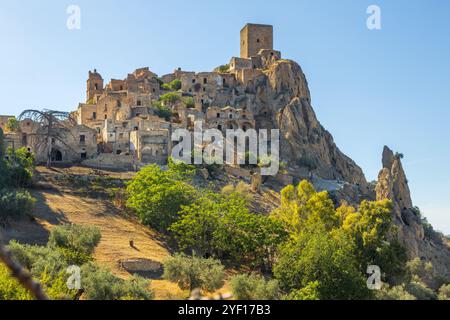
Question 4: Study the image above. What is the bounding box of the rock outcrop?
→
[249,59,367,187]
[376,146,450,281]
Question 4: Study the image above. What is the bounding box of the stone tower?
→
[86,69,104,103]
[240,23,273,59]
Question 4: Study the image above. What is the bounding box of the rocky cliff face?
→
[249,58,449,280]
[376,146,450,281]
[249,59,367,186]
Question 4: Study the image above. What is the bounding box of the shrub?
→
[183,96,195,108]
[284,281,320,300]
[438,284,450,300]
[159,92,181,105]
[8,241,68,278]
[163,254,225,292]
[298,155,317,170]
[0,189,35,222]
[48,224,101,256]
[216,65,230,73]
[81,263,153,300]
[152,102,172,121]
[230,273,280,300]
[0,264,34,300]
[406,281,438,300]
[375,284,417,300]
[6,147,35,188]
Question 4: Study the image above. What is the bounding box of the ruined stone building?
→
[2,23,282,168]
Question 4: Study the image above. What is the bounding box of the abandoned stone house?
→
[2,23,282,168]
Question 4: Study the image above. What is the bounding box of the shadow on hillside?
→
[0,189,72,247]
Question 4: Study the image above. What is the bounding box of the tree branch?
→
[0,236,49,300]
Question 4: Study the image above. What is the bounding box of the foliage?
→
[216,65,230,73]
[274,228,370,300]
[406,258,434,284]
[159,92,181,105]
[81,263,153,300]
[48,224,101,256]
[6,118,19,133]
[5,147,35,188]
[183,96,195,108]
[163,254,225,292]
[230,273,280,300]
[0,189,35,222]
[126,163,197,231]
[152,102,172,121]
[0,264,34,300]
[8,241,69,278]
[170,191,287,268]
[438,284,450,300]
[375,284,417,300]
[298,156,317,170]
[162,79,182,91]
[405,281,438,300]
[271,180,407,295]
[284,281,320,300]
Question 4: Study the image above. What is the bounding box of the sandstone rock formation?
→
[250,59,367,186]
[376,146,450,281]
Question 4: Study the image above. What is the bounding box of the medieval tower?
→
[86,69,104,103]
[240,23,273,59]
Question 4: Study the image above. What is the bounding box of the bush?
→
[48,224,101,256]
[284,281,320,300]
[216,65,230,73]
[159,92,181,105]
[438,284,450,300]
[0,264,33,300]
[230,273,280,300]
[375,284,417,300]
[183,96,195,108]
[163,254,225,292]
[0,189,35,222]
[152,102,172,121]
[8,241,68,278]
[81,263,153,300]
[6,147,35,188]
[406,281,438,300]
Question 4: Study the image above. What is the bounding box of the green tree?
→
[6,147,35,188]
[170,190,287,268]
[126,163,197,231]
[6,118,19,133]
[163,254,225,292]
[274,227,370,300]
[271,181,338,236]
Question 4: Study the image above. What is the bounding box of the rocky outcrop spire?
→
[376,146,449,281]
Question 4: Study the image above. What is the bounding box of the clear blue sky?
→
[1,0,449,233]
